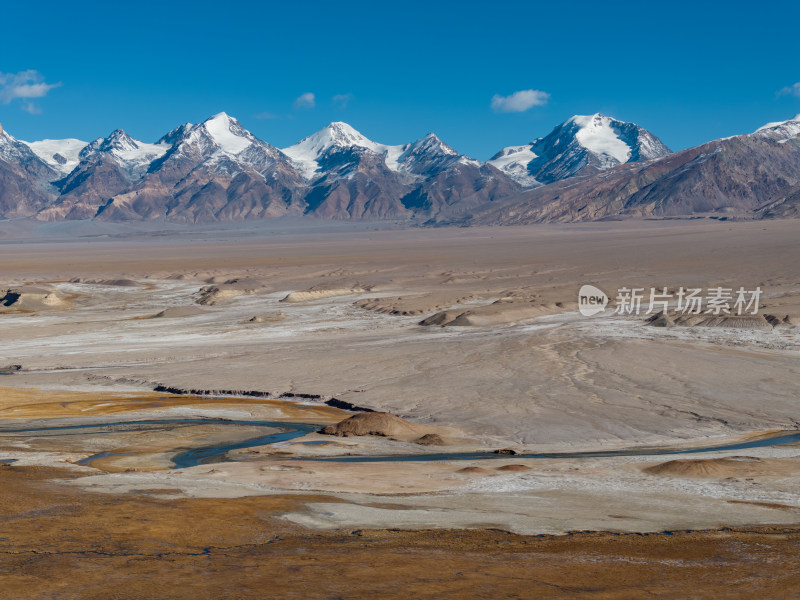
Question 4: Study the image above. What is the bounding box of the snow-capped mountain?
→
[93,113,307,222]
[282,122,391,179]
[486,144,539,187]
[488,114,672,186]
[0,124,61,217]
[465,114,800,225]
[754,114,800,141]
[282,122,466,181]
[278,122,516,220]
[4,111,800,225]
[0,126,56,173]
[81,129,169,178]
[160,112,266,168]
[145,112,297,179]
[395,133,461,176]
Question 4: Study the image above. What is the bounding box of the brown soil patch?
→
[0,386,345,422]
[2,466,800,599]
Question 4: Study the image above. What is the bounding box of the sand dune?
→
[195,279,266,306]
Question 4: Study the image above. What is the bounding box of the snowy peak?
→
[568,114,634,165]
[564,114,670,164]
[157,123,193,146]
[282,124,469,180]
[199,112,254,155]
[94,129,139,154]
[396,133,461,175]
[163,113,262,164]
[488,113,671,186]
[315,121,375,150]
[77,129,169,176]
[403,133,457,158]
[145,113,291,182]
[487,144,540,187]
[283,122,402,180]
[754,114,800,141]
[285,122,377,159]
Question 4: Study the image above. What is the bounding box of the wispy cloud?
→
[0,70,61,113]
[491,89,550,113]
[21,101,42,114]
[777,82,800,98]
[293,92,315,109]
[333,93,353,109]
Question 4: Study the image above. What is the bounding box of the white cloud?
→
[778,82,800,98]
[491,89,550,113]
[293,92,316,109]
[0,70,61,113]
[333,93,353,108]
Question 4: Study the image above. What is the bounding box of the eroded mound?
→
[646,311,790,329]
[496,464,532,472]
[415,433,446,446]
[419,300,564,327]
[644,456,765,478]
[456,466,493,475]
[320,412,429,441]
[281,283,373,303]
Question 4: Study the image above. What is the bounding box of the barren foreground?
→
[0,219,799,596]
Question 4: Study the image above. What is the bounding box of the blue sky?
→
[1,0,799,159]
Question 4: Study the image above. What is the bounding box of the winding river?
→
[1,417,799,469]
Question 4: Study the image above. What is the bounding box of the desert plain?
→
[1,217,799,598]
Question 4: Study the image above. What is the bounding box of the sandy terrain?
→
[0,218,799,596]
[0,219,798,448]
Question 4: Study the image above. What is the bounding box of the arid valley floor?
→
[1,218,799,598]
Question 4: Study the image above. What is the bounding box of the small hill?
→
[320,411,432,441]
[644,456,765,478]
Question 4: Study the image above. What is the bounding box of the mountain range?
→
[0,112,798,225]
